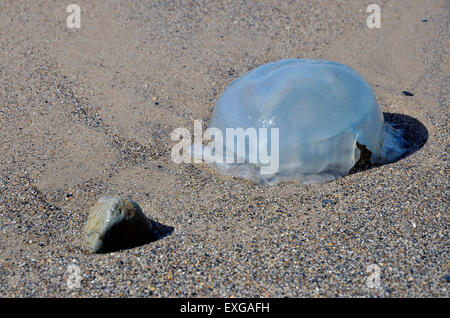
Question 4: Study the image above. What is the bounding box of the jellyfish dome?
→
[207,59,408,185]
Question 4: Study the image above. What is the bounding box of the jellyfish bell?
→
[206,59,408,185]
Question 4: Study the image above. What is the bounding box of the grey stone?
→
[84,197,155,253]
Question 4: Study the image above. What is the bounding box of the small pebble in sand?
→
[321,199,337,207]
[402,90,415,96]
[84,197,155,253]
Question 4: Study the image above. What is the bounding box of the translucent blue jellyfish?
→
[205,59,408,185]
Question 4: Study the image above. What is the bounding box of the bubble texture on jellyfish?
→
[208,59,408,185]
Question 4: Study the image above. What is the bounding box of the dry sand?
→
[0,0,448,297]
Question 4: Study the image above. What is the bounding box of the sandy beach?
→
[0,0,448,297]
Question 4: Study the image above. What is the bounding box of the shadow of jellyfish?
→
[350,113,428,174]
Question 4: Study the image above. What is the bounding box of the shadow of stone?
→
[349,113,428,175]
[151,220,174,241]
[98,219,174,254]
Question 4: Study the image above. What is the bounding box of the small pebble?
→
[321,199,337,206]
[402,90,415,96]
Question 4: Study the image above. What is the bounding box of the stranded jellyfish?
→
[204,59,408,185]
